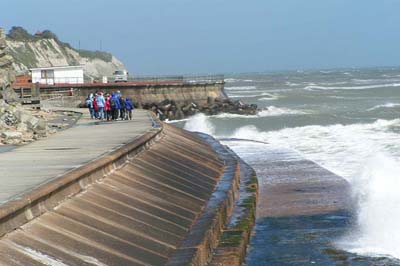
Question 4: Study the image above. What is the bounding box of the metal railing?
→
[32,77,85,85]
[125,74,224,84]
[18,74,225,86]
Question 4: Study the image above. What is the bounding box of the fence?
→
[113,74,225,84]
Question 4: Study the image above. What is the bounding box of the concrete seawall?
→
[38,82,226,107]
[0,110,256,265]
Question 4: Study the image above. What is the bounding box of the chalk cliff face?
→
[0,28,15,91]
[5,27,126,79]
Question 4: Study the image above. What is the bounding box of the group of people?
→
[85,91,135,121]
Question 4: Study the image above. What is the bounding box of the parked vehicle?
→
[113,70,128,82]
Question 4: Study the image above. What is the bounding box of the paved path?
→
[0,109,154,204]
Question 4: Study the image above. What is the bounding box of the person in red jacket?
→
[92,95,98,119]
[104,94,112,121]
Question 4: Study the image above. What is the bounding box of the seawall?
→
[19,80,227,107]
[0,111,257,265]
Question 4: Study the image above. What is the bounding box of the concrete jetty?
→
[0,109,256,265]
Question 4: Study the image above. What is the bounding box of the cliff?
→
[5,27,126,79]
[0,28,50,145]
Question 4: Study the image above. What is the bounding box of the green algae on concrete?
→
[209,161,259,265]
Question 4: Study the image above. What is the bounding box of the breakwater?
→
[0,110,257,265]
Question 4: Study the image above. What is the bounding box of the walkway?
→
[0,109,153,204]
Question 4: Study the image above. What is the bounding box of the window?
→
[41,70,54,79]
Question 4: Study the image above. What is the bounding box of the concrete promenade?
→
[0,107,250,265]
[0,109,153,204]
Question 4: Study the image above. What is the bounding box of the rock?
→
[140,95,258,121]
[1,131,22,140]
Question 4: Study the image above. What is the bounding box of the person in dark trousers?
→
[110,93,120,120]
[125,98,134,120]
[85,93,94,119]
[119,96,126,120]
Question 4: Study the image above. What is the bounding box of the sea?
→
[173,67,400,265]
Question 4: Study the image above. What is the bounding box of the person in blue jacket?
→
[125,98,135,120]
[110,93,120,120]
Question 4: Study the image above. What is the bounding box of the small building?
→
[30,65,84,85]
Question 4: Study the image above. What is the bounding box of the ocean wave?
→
[304,83,400,91]
[224,78,239,83]
[352,78,400,85]
[165,118,190,123]
[224,78,254,83]
[285,82,301,87]
[183,113,215,135]
[258,93,279,101]
[224,118,400,260]
[368,103,400,111]
[225,86,257,91]
[229,94,263,98]
[212,106,308,119]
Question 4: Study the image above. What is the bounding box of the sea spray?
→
[339,154,400,258]
[183,113,215,135]
[183,68,400,263]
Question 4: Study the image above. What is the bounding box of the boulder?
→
[1,131,22,140]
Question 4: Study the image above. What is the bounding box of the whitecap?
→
[212,106,308,119]
[225,86,257,91]
[224,78,239,83]
[304,83,400,91]
[224,118,400,260]
[229,94,263,98]
[368,103,400,111]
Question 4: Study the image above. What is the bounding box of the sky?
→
[2,0,400,75]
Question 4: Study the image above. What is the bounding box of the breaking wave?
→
[183,113,215,135]
[212,106,308,119]
[368,103,400,111]
[225,86,257,91]
[225,118,400,260]
[304,83,400,91]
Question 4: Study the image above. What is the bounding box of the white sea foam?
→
[183,113,215,135]
[224,78,239,83]
[225,118,400,260]
[224,78,254,83]
[186,106,306,120]
[257,106,307,116]
[229,94,263,98]
[214,107,307,119]
[338,154,400,259]
[258,93,279,101]
[165,117,190,123]
[183,108,400,260]
[285,81,301,87]
[225,86,257,91]
[304,83,400,91]
[367,102,400,111]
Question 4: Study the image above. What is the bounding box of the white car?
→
[114,70,128,82]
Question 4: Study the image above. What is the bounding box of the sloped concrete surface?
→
[0,114,242,265]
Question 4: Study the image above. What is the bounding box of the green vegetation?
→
[8,44,38,68]
[78,49,112,62]
[6,26,114,66]
[219,231,243,247]
[6,26,33,41]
